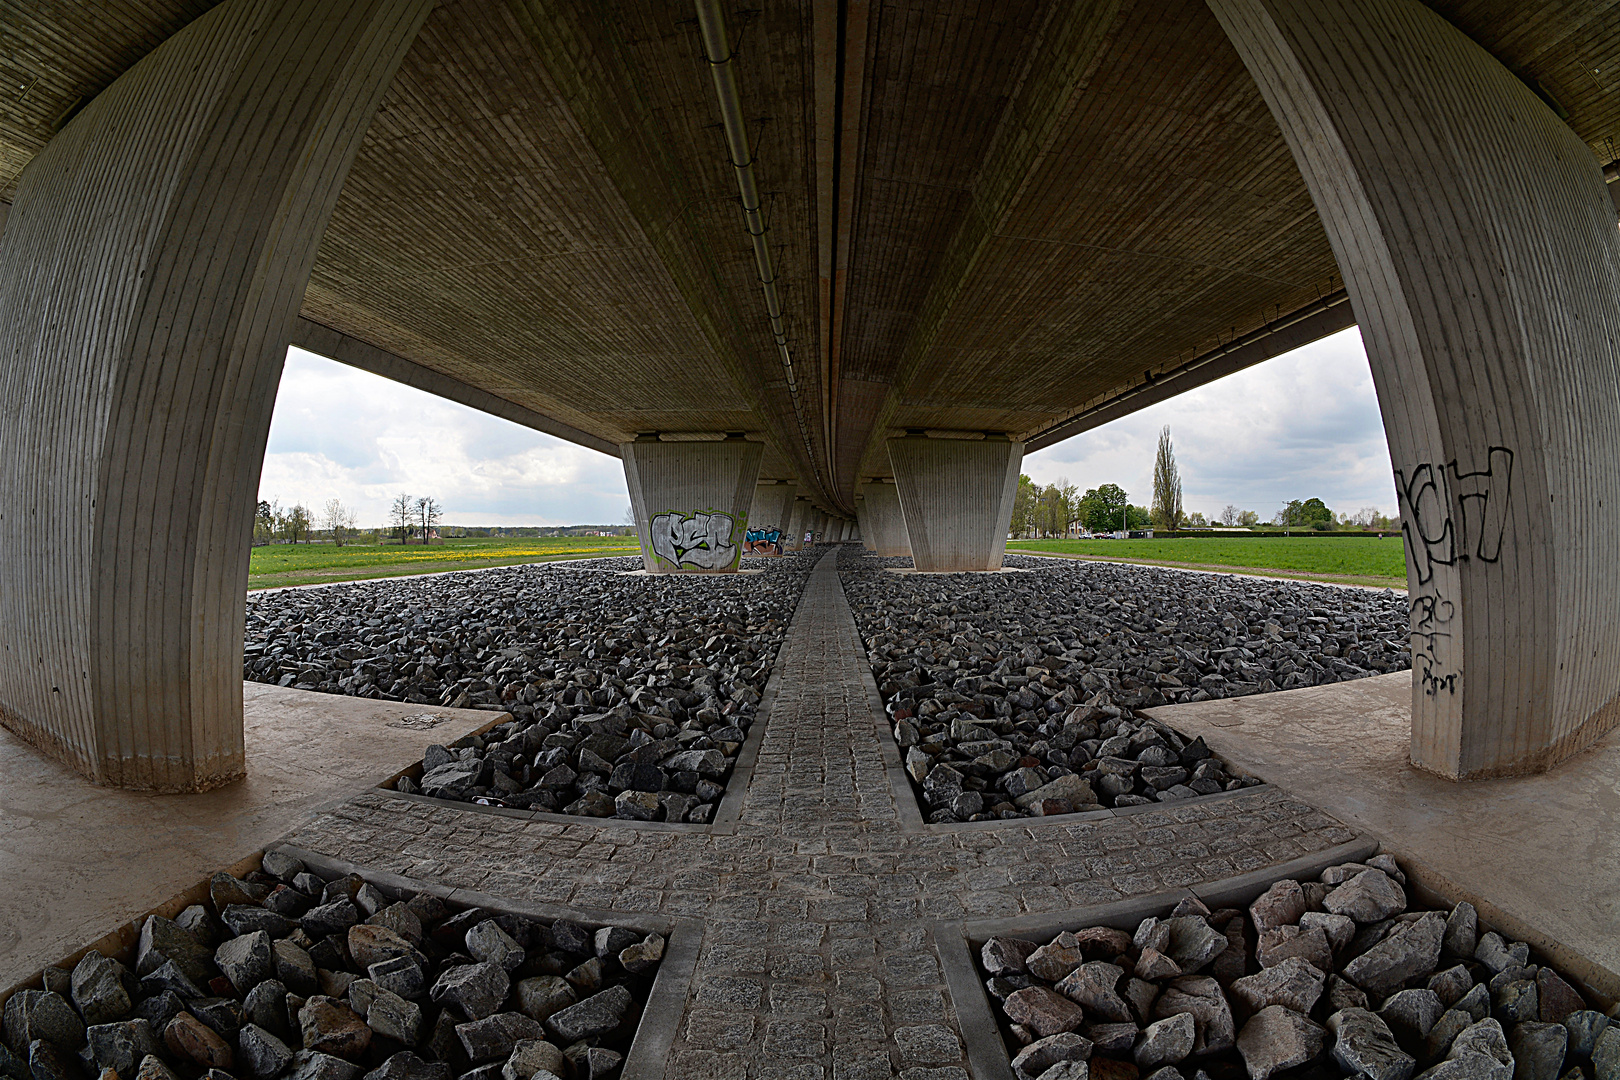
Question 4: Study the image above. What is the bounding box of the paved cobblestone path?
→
[286,551,1362,1079]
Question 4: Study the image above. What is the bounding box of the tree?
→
[281,503,311,544]
[1150,426,1184,532]
[1011,474,1040,538]
[391,493,414,544]
[1219,504,1241,527]
[415,496,443,543]
[1238,509,1260,527]
[254,500,276,545]
[1300,497,1334,529]
[1127,504,1153,530]
[1078,484,1129,533]
[1186,511,1207,527]
[322,498,356,546]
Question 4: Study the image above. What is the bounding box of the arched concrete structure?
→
[622,437,763,574]
[888,435,1023,572]
[1212,0,1620,778]
[857,480,911,557]
[0,0,432,792]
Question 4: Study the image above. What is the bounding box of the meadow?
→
[1006,535,1408,589]
[248,535,639,590]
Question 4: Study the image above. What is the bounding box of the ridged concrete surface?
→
[888,436,1023,572]
[1213,0,1620,778]
[857,480,911,557]
[0,0,431,791]
[623,439,765,573]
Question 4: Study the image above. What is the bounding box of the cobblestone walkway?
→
[285,551,1362,1079]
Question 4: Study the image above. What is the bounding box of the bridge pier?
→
[1214,0,1620,777]
[784,497,812,551]
[887,434,1023,572]
[622,437,763,573]
[858,480,911,557]
[747,481,796,554]
[0,0,430,792]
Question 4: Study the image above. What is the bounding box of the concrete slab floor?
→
[1146,673,1620,999]
[0,683,500,984]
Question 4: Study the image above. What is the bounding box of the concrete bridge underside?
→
[1,0,1618,787]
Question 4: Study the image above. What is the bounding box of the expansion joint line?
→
[694,0,825,489]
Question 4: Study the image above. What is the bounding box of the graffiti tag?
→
[1394,446,1513,586]
[648,510,742,571]
[1409,592,1457,696]
[744,526,783,555]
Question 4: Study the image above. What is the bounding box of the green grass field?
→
[1006,535,1408,589]
[248,535,640,590]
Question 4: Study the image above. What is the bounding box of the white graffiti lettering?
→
[649,510,742,570]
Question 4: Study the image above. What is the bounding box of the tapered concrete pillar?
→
[0,0,432,792]
[1213,0,1620,778]
[622,437,764,573]
[888,435,1023,572]
[784,497,811,550]
[746,482,796,554]
[857,480,911,556]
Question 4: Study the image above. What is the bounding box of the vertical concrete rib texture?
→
[0,0,432,791]
[1212,0,1620,777]
[887,436,1023,571]
[857,480,910,556]
[623,439,765,573]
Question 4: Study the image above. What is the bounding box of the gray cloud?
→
[1023,328,1396,521]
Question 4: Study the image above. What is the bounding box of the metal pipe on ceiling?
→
[694,0,823,484]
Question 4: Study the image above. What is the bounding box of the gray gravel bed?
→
[4,852,662,1080]
[242,555,816,822]
[837,550,1410,823]
[979,853,1612,1080]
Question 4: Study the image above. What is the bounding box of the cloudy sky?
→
[259,326,1393,527]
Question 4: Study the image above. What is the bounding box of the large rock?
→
[71,954,133,1028]
[1592,1026,1620,1080]
[1249,881,1307,934]
[1136,1013,1197,1070]
[1231,957,1325,1015]
[364,988,422,1046]
[137,918,215,986]
[1055,963,1131,1023]
[1442,904,1477,960]
[1256,925,1334,974]
[5,991,86,1053]
[500,1040,566,1080]
[543,986,631,1044]
[454,1013,542,1063]
[1344,913,1445,998]
[1154,977,1235,1057]
[1509,1022,1568,1080]
[364,1053,450,1080]
[464,923,525,973]
[216,932,274,997]
[514,978,576,1025]
[1014,774,1096,810]
[429,962,509,1022]
[1324,870,1407,923]
[1029,934,1094,982]
[1011,1032,1092,1080]
[618,934,665,975]
[288,1050,360,1080]
[1379,990,1445,1041]
[1536,970,1585,1026]
[86,1019,160,1075]
[1003,988,1088,1038]
[1563,1012,1610,1060]
[297,998,370,1062]
[164,1012,234,1070]
[347,926,418,971]
[237,1022,295,1080]
[1236,1006,1325,1080]
[1330,1008,1416,1080]
[1417,1018,1514,1080]
[1164,918,1227,975]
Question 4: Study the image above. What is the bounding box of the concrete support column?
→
[746,482,796,554]
[0,0,432,792]
[888,435,1023,572]
[1212,0,1620,778]
[784,497,811,550]
[857,480,911,556]
[622,437,764,573]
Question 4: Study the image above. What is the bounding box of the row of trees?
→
[253,495,449,545]
[1011,427,1398,537]
[254,499,358,545]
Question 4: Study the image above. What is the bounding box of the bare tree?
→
[1219,504,1241,527]
[281,503,312,544]
[391,493,414,544]
[322,498,356,546]
[1150,426,1183,532]
[415,496,443,544]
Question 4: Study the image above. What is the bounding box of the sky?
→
[258,326,1393,527]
